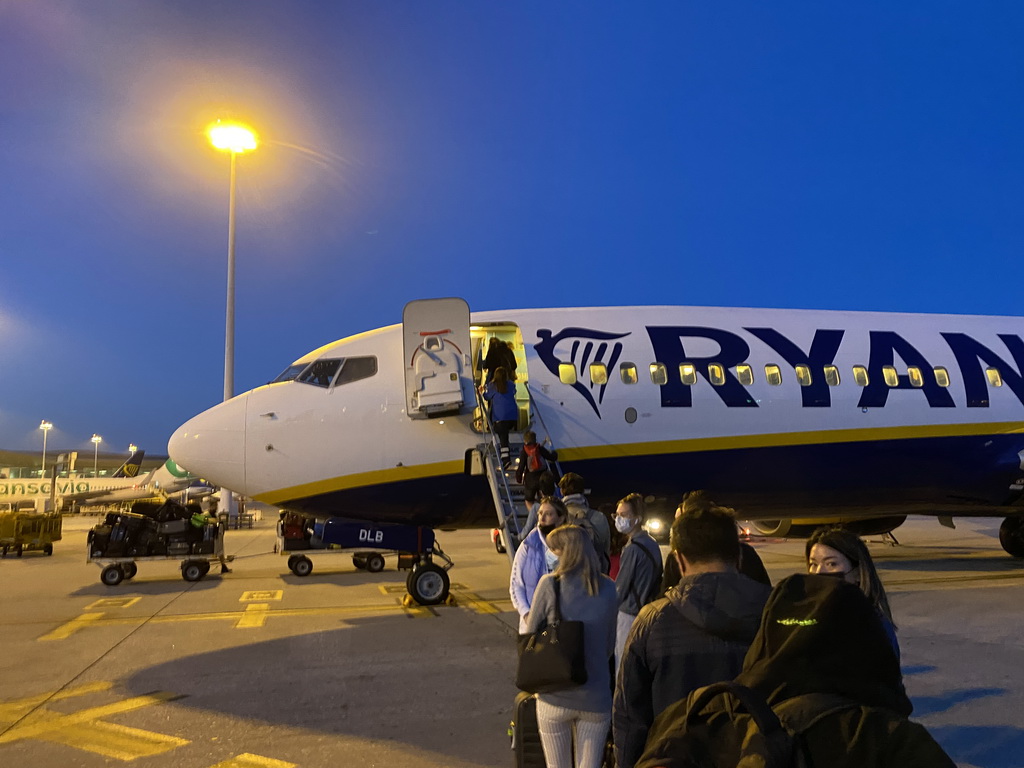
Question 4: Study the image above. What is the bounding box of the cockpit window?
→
[273,363,308,383]
[298,358,343,388]
[336,356,378,385]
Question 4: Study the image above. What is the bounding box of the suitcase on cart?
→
[510,692,545,768]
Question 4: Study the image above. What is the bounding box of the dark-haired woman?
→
[806,526,899,660]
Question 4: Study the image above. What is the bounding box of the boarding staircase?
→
[479,383,563,568]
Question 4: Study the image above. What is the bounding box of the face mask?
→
[818,569,851,580]
[538,523,556,537]
[615,516,635,534]
[544,550,559,571]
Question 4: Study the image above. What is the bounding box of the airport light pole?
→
[207,121,258,402]
[39,420,53,478]
[91,434,102,477]
[207,121,257,524]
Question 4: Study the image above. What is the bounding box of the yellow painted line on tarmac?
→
[0,691,183,747]
[38,612,105,642]
[240,590,283,602]
[35,603,420,641]
[34,711,189,760]
[210,752,297,768]
[235,604,271,628]
[86,597,141,610]
[0,682,113,719]
[455,590,501,615]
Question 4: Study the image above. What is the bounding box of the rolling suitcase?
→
[510,692,545,768]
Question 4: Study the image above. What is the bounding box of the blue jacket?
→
[510,527,551,631]
[483,381,518,422]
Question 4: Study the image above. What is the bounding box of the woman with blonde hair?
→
[526,524,617,768]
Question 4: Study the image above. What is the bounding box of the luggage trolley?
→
[87,504,234,586]
[279,514,454,605]
[0,509,62,557]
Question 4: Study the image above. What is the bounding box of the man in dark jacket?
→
[635,574,955,768]
[613,505,772,768]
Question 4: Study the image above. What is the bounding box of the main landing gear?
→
[999,517,1024,558]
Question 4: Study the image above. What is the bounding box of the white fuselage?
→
[169,305,1024,527]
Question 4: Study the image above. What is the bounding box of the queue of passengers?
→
[510,478,955,768]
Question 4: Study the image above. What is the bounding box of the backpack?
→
[523,443,546,473]
[637,681,857,768]
[627,539,663,608]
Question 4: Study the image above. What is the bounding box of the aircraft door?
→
[403,298,474,419]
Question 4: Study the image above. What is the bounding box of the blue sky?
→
[1,2,1022,456]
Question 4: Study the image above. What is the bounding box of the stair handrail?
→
[523,381,565,480]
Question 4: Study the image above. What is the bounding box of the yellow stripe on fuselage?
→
[257,459,465,505]
[555,420,1024,462]
[254,421,1024,505]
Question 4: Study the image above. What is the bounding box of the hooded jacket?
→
[613,570,772,768]
[636,575,955,768]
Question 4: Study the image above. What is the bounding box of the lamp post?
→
[206,121,258,402]
[91,434,102,477]
[39,420,53,477]
[129,443,137,455]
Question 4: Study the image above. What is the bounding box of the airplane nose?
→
[168,394,248,493]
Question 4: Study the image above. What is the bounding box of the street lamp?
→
[207,120,258,402]
[128,443,137,455]
[39,421,53,477]
[91,434,102,477]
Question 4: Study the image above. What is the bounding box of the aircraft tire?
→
[998,517,1024,558]
[406,563,450,606]
[751,519,792,537]
[181,561,205,582]
[293,556,313,577]
[101,565,124,587]
[365,553,385,573]
[122,562,138,580]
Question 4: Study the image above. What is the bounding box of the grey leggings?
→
[536,699,610,768]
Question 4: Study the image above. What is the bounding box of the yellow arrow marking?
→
[210,753,297,768]
[235,604,270,628]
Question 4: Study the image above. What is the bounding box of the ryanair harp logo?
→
[535,327,631,418]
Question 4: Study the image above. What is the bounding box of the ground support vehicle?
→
[87,501,233,585]
[0,509,62,557]
[279,514,454,605]
[88,521,233,586]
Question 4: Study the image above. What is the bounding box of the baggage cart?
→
[277,513,454,604]
[0,509,62,557]
[88,516,233,586]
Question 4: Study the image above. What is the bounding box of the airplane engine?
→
[999,517,1024,558]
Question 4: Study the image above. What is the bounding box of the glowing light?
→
[207,122,258,153]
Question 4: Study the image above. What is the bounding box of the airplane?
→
[168,298,1024,604]
[69,458,210,506]
[0,451,147,510]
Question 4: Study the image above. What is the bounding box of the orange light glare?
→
[207,122,258,153]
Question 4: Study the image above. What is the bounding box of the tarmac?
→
[0,514,1022,768]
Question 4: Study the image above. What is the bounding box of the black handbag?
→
[515,576,587,693]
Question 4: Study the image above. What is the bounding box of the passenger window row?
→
[558,362,1007,389]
